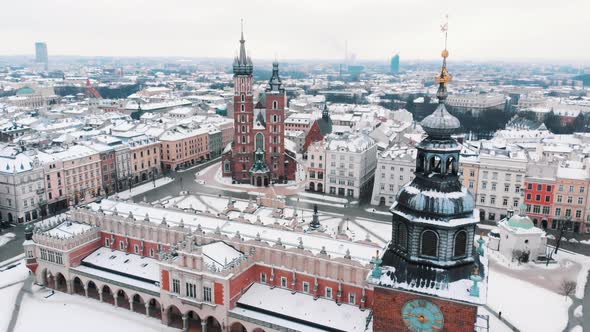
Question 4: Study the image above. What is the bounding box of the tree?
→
[573,113,586,132]
[560,280,577,299]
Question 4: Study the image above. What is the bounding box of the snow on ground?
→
[487,269,571,332]
[364,207,391,216]
[477,307,512,332]
[116,177,174,200]
[552,248,590,299]
[14,285,176,332]
[0,260,29,287]
[570,326,582,332]
[0,232,16,247]
[298,192,349,203]
[574,305,583,318]
[298,198,343,208]
[0,260,30,331]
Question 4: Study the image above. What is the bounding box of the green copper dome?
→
[506,214,534,230]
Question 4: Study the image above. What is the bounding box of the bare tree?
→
[560,280,577,299]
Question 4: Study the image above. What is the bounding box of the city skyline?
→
[1,0,589,63]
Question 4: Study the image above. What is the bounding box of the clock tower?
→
[369,23,488,332]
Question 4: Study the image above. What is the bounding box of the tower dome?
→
[421,103,460,138]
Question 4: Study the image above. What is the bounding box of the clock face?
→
[401,299,444,332]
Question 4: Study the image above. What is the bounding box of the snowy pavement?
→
[0,259,175,332]
[115,177,174,200]
[0,232,16,247]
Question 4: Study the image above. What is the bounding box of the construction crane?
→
[86,79,102,99]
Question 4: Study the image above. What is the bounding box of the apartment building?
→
[325,133,377,199]
[552,162,589,233]
[370,145,416,206]
[475,148,528,222]
[0,145,46,223]
[305,140,326,193]
[160,126,209,171]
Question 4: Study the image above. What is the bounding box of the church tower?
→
[370,23,485,332]
[388,45,478,269]
[231,24,255,183]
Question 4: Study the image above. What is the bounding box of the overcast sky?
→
[1,0,588,63]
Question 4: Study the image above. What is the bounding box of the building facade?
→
[325,133,377,199]
[371,145,416,207]
[305,140,326,193]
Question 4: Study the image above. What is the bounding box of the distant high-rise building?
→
[390,53,400,74]
[35,42,48,70]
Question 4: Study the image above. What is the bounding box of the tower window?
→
[241,94,245,102]
[397,223,408,251]
[273,100,278,110]
[453,230,467,257]
[420,230,439,258]
[241,104,245,112]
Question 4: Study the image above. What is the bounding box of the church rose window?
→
[420,230,439,258]
[453,230,467,257]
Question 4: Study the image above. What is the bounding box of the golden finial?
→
[435,14,452,85]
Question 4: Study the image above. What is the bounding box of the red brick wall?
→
[373,286,477,332]
[101,232,169,257]
[304,121,324,151]
[214,282,224,305]
[161,270,170,291]
[228,264,372,309]
[69,239,102,266]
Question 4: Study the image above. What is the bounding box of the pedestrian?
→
[498,311,502,320]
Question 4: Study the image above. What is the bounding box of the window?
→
[545,196,551,202]
[565,209,572,217]
[134,245,139,254]
[581,187,585,193]
[490,196,496,205]
[261,273,267,284]
[203,286,212,302]
[569,186,574,193]
[149,248,155,257]
[537,184,542,191]
[172,279,180,293]
[480,195,485,204]
[555,208,562,216]
[559,185,564,192]
[504,184,510,192]
[397,223,408,250]
[502,198,508,206]
[547,185,552,192]
[535,194,541,201]
[557,195,563,203]
[567,196,573,204]
[533,205,540,213]
[453,230,467,257]
[576,210,582,218]
[281,277,287,288]
[469,170,475,177]
[527,183,533,190]
[303,282,310,293]
[186,282,197,298]
[515,185,521,193]
[119,241,125,250]
[325,287,333,299]
[578,197,584,205]
[491,183,497,191]
[542,206,550,215]
[513,199,519,207]
[349,293,356,304]
[420,230,438,257]
[482,182,487,190]
[105,238,110,247]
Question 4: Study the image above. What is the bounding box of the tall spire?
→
[233,19,253,75]
[238,19,248,65]
[435,14,452,103]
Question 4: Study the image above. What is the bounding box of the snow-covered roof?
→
[43,219,94,239]
[201,241,243,270]
[235,283,371,332]
[81,247,160,283]
[89,199,382,264]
